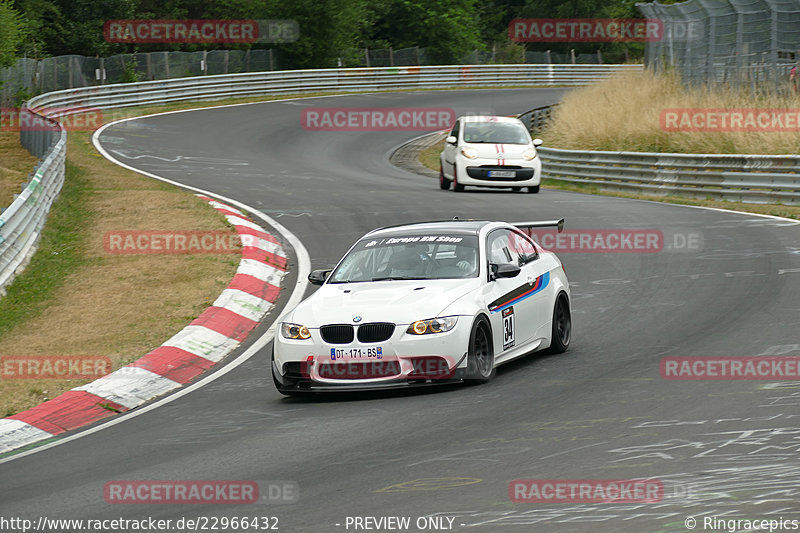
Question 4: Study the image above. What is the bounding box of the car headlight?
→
[281,322,311,340]
[522,148,538,161]
[407,316,458,335]
[460,147,479,160]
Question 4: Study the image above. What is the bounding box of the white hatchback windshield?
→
[329,234,480,283]
[462,121,531,144]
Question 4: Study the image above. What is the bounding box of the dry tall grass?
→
[544,69,800,155]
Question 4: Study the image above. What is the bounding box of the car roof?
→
[459,115,523,124]
[363,220,498,238]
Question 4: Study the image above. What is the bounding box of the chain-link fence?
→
[342,47,607,68]
[1,49,277,106]
[2,45,616,106]
[637,0,800,92]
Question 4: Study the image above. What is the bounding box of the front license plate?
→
[488,170,515,178]
[330,347,383,360]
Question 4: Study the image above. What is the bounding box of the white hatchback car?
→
[439,115,543,193]
[272,219,571,394]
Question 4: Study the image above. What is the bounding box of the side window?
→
[450,120,460,141]
[510,230,538,264]
[487,229,521,266]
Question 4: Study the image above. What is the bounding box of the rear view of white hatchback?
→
[439,115,543,193]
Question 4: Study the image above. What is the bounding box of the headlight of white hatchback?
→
[460,147,479,160]
[522,148,538,161]
[281,322,311,340]
[407,316,458,335]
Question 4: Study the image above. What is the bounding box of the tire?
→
[527,185,540,194]
[465,316,495,384]
[549,293,571,354]
[453,163,465,192]
[439,163,451,190]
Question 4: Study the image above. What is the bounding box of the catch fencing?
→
[637,0,800,92]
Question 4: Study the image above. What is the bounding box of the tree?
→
[369,0,484,64]
[270,0,371,69]
[0,0,26,67]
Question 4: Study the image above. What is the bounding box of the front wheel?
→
[549,293,571,354]
[465,316,495,384]
[453,164,465,192]
[527,185,540,194]
[439,163,452,190]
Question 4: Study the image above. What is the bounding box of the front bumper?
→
[273,319,472,391]
[456,156,541,187]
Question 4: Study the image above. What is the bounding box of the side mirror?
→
[308,269,332,285]
[490,263,521,280]
[533,138,543,147]
[445,135,457,145]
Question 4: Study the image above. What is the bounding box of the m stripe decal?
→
[488,272,550,313]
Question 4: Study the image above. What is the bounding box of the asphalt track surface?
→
[2,89,800,533]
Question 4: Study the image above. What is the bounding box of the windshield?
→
[329,234,480,283]
[462,121,531,144]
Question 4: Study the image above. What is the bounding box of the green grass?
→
[0,161,95,337]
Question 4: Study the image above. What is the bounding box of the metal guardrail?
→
[521,105,800,206]
[27,64,641,114]
[518,104,558,135]
[0,113,66,295]
[0,63,638,295]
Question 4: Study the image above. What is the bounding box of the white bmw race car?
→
[439,115,544,193]
[272,219,571,394]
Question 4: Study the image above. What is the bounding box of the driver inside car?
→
[454,245,477,276]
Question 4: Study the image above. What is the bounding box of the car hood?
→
[288,279,480,326]
[465,142,533,160]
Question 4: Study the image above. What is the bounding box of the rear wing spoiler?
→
[513,218,565,233]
